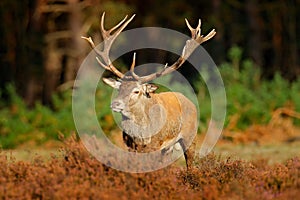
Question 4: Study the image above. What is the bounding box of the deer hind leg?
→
[160,145,174,165]
[179,138,196,170]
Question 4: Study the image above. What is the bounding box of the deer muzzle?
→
[111,100,125,113]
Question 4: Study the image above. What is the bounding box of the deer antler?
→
[130,19,216,83]
[82,14,215,83]
[82,12,136,79]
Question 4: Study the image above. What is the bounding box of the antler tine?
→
[185,18,193,31]
[130,53,148,81]
[82,13,135,79]
[81,36,96,48]
[134,18,216,83]
[130,52,136,72]
[100,13,135,44]
[100,12,130,37]
[196,19,201,32]
[201,29,216,43]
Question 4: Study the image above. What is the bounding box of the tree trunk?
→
[43,42,62,105]
[246,0,264,67]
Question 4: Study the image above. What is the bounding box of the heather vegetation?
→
[0,136,299,199]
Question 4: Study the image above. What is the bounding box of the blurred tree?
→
[0,0,44,105]
[42,0,86,105]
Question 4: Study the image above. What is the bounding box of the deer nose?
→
[111,100,124,112]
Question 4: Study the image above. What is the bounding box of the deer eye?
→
[133,90,139,94]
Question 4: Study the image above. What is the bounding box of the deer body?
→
[82,13,216,170]
[122,91,184,150]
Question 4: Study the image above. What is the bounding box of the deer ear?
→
[102,78,121,89]
[145,83,158,93]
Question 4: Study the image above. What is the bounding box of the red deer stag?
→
[82,13,216,170]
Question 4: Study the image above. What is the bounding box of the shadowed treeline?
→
[0,0,299,105]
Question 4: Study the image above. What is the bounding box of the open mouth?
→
[112,108,131,119]
[111,107,122,113]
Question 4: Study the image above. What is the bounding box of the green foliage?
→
[197,46,300,129]
[0,85,69,148]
